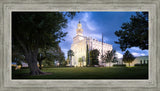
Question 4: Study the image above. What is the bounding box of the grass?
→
[12,66,148,79]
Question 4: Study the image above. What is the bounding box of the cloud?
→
[131,52,140,57]
[82,13,89,22]
[60,12,94,58]
[63,20,77,43]
[81,13,96,31]
[86,23,95,31]
[130,47,141,51]
[59,12,149,59]
[115,52,123,58]
[128,47,148,57]
[140,53,146,56]
[131,52,147,57]
[63,12,97,44]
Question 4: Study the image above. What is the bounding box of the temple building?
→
[71,21,113,67]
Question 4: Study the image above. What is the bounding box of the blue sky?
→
[59,12,148,59]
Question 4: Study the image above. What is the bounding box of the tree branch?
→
[15,36,28,54]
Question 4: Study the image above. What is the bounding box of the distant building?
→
[12,62,28,70]
[12,62,28,67]
[71,21,113,67]
[21,62,28,67]
[130,56,148,66]
[117,56,148,66]
[55,61,60,67]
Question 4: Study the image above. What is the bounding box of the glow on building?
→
[71,21,113,67]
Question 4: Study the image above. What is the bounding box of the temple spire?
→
[76,21,83,36]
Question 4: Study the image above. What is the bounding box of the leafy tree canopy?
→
[12,12,75,51]
[67,50,74,58]
[102,50,115,63]
[78,57,83,67]
[89,49,100,65]
[122,50,135,67]
[78,58,83,62]
[67,49,74,66]
[115,12,148,51]
[37,45,65,69]
[12,12,76,75]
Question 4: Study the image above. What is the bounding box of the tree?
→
[38,44,66,68]
[37,48,54,69]
[102,50,116,67]
[42,59,54,67]
[38,47,57,68]
[112,52,118,64]
[12,12,76,75]
[122,50,135,67]
[78,57,83,67]
[86,44,89,66]
[66,58,70,66]
[55,46,65,66]
[12,45,25,66]
[61,60,67,67]
[12,54,25,66]
[67,49,74,67]
[115,12,148,51]
[89,49,99,66]
[112,56,118,64]
[37,48,46,69]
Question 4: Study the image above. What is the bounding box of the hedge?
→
[113,64,126,67]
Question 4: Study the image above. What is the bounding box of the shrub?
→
[21,67,29,69]
[135,64,148,66]
[12,66,16,71]
[113,64,126,67]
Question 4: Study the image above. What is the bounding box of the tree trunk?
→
[25,49,45,75]
[109,62,111,67]
[16,36,45,75]
[70,57,72,67]
[38,55,46,70]
[39,60,42,70]
[129,63,130,67]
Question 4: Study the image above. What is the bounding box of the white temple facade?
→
[71,21,113,67]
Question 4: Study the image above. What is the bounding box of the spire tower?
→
[76,21,83,36]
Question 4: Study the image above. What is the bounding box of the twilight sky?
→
[59,12,148,59]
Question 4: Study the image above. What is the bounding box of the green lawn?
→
[12,66,148,79]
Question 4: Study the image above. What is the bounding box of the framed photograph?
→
[0,0,160,91]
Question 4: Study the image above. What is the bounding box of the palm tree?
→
[67,49,74,67]
[103,50,116,67]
